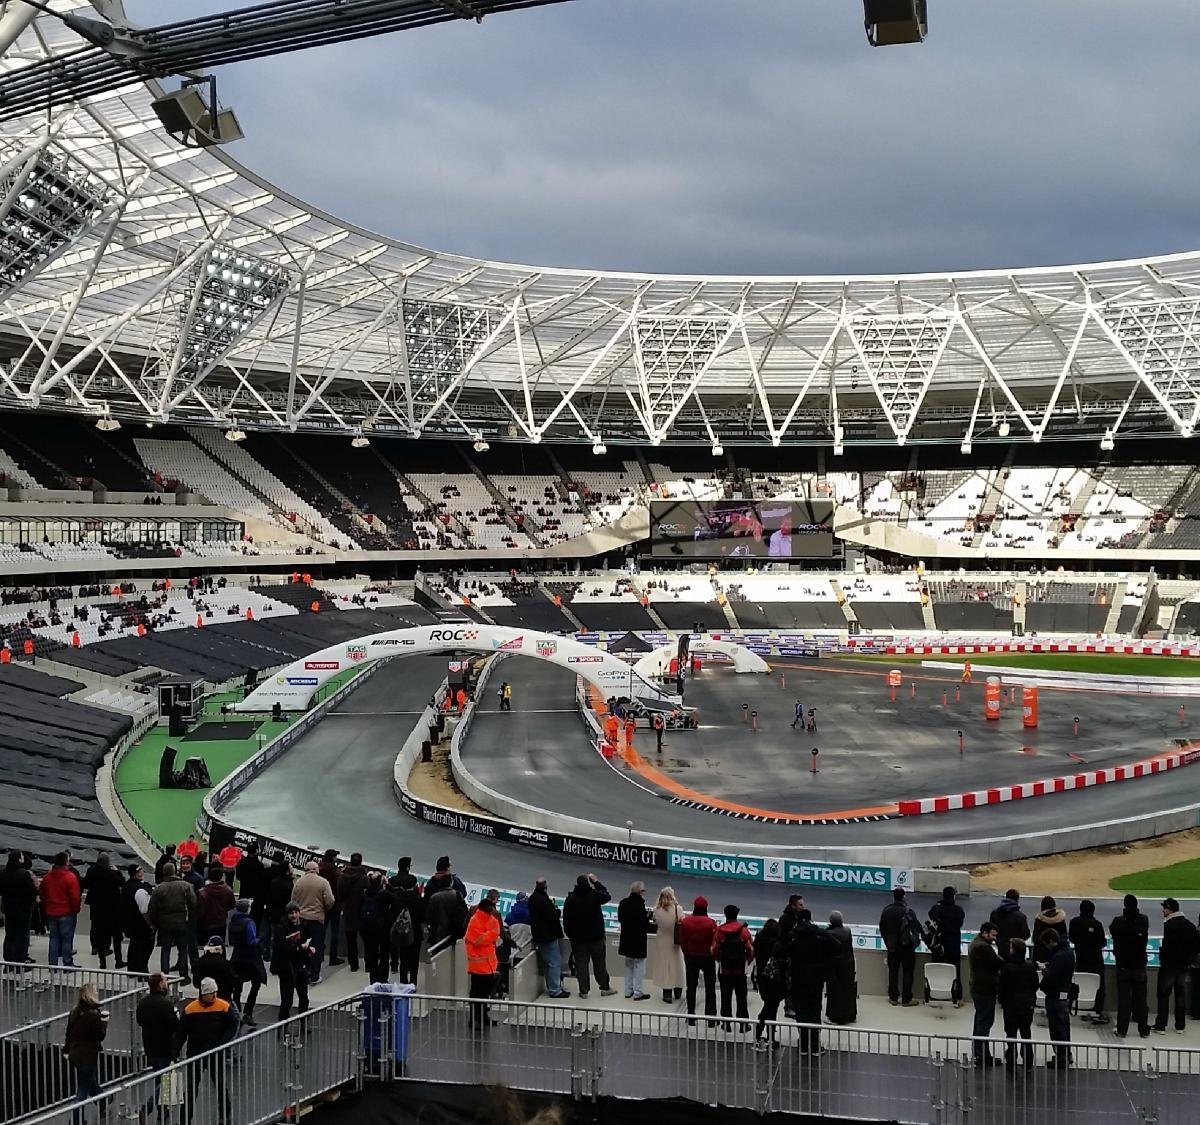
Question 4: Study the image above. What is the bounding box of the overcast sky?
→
[128,0,1200,276]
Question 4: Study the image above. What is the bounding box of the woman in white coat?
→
[648,886,685,1003]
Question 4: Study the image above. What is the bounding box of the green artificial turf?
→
[1110,858,1200,898]
[114,670,361,848]
[850,651,1200,678]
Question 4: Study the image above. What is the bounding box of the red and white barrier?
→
[846,637,1200,659]
[898,746,1200,816]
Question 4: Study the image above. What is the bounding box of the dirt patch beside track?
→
[406,741,489,815]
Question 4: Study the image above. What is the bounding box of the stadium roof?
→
[2,1,1200,450]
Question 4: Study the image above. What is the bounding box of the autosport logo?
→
[304,660,339,671]
[346,644,368,661]
[492,636,524,652]
[430,628,479,643]
[567,655,603,664]
[536,639,557,657]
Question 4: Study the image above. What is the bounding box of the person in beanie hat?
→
[228,898,267,1026]
[271,901,314,1021]
[678,895,718,1023]
[1109,894,1151,1038]
[192,936,237,1002]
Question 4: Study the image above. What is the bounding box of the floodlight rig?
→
[151,75,244,148]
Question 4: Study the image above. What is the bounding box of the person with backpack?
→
[927,887,965,1004]
[228,898,267,1027]
[389,873,424,985]
[752,918,787,1044]
[711,904,755,1029]
[358,871,396,983]
[879,888,921,1007]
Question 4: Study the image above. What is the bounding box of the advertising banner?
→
[667,848,909,890]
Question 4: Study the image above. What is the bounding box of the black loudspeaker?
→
[168,705,187,737]
[180,757,212,789]
[159,745,178,789]
[271,702,283,722]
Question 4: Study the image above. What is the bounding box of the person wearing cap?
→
[121,864,154,975]
[678,895,719,1023]
[136,971,180,1118]
[192,936,238,1004]
[1110,894,1151,1038]
[176,977,237,1125]
[291,861,335,984]
[271,902,314,1021]
[228,898,267,1026]
[1155,898,1200,1034]
[528,877,570,999]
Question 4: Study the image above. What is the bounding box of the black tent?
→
[606,631,654,654]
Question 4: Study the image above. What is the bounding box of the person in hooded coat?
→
[989,890,1031,956]
[1032,896,1068,964]
[82,853,125,969]
[824,911,858,1025]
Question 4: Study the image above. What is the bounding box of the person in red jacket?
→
[40,851,82,966]
[678,895,719,1024]
[711,904,755,1029]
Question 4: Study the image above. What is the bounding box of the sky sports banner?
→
[666,848,909,891]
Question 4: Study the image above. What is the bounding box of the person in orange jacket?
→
[624,716,636,749]
[464,898,502,1028]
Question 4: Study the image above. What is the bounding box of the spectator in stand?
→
[504,892,533,961]
[825,911,857,1025]
[149,862,197,976]
[1068,900,1108,1022]
[679,895,718,1024]
[1032,896,1068,963]
[426,880,468,949]
[423,856,467,901]
[197,867,235,945]
[990,890,1030,953]
[292,861,335,984]
[1110,894,1151,1039]
[192,937,238,1003]
[879,888,919,1007]
[136,972,180,1120]
[154,844,177,883]
[357,871,395,984]
[529,877,570,999]
[997,939,1038,1072]
[712,904,754,1029]
[968,921,1003,1067]
[234,843,269,927]
[1155,898,1200,1034]
[927,886,965,1004]
[388,872,423,984]
[0,849,36,963]
[82,853,125,969]
[178,855,204,894]
[785,908,836,1056]
[562,874,616,1000]
[122,864,154,974]
[265,857,294,933]
[617,881,654,1001]
[318,849,344,968]
[272,902,314,1021]
[63,983,108,1115]
[40,851,82,967]
[753,918,786,1044]
[176,978,238,1125]
[228,899,266,1026]
[648,887,685,1004]
[1041,931,1075,1068]
[465,897,502,1028]
[337,853,369,973]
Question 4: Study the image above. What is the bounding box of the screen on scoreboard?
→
[649,498,835,559]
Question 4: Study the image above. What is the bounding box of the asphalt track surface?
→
[462,657,1200,847]
[221,654,1194,926]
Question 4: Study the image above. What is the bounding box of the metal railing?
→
[0,962,166,1035]
[15,988,1200,1124]
[10,995,367,1125]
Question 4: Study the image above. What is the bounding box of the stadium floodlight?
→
[998,419,1011,438]
[224,427,246,443]
[711,442,723,457]
[350,434,370,448]
[472,436,490,453]
[1100,430,1115,451]
[151,76,243,148]
[1182,424,1195,440]
[0,152,109,298]
[864,0,928,46]
[592,440,607,455]
[95,416,121,432]
[402,299,492,409]
[960,439,972,455]
[176,244,291,389]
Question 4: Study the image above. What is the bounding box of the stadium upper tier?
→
[2,4,1200,451]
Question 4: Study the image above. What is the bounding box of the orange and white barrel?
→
[1022,686,1039,729]
[984,676,1001,721]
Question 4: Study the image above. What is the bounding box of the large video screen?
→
[650,498,834,559]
